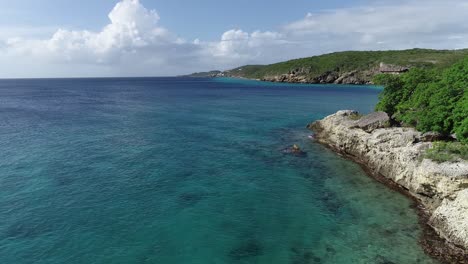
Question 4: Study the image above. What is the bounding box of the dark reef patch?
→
[290,246,322,264]
[375,255,397,264]
[3,221,52,240]
[317,190,354,220]
[228,239,263,260]
[177,192,207,207]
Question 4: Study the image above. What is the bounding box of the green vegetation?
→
[225,49,468,80]
[184,70,222,77]
[374,57,468,143]
[349,113,364,120]
[424,141,468,163]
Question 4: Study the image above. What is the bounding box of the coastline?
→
[308,110,468,263]
[212,76,384,91]
[213,75,375,86]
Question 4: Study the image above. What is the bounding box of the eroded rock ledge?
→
[259,63,409,85]
[308,110,468,261]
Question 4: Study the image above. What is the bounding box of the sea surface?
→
[0,77,437,264]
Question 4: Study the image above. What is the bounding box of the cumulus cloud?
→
[4,0,172,63]
[204,29,285,65]
[0,0,467,77]
[0,0,184,77]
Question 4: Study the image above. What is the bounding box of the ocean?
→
[0,77,436,263]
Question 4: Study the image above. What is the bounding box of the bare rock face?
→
[430,189,468,250]
[336,110,359,116]
[379,62,410,73]
[309,110,468,254]
[246,63,411,85]
[333,70,365,84]
[354,111,390,132]
[420,131,446,142]
[262,70,374,85]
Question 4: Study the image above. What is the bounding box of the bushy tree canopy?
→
[374,57,468,143]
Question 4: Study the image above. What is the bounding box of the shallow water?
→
[0,77,437,263]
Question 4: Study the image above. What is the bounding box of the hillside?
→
[212,49,468,84]
[182,70,223,78]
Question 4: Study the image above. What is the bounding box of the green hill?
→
[222,49,468,84]
[182,70,223,78]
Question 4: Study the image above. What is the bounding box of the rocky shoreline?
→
[260,69,376,85]
[245,63,407,85]
[186,62,410,85]
[308,110,468,263]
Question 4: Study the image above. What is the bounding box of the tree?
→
[374,57,467,142]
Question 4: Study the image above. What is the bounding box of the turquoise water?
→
[0,78,436,263]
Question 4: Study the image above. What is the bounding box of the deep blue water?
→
[0,77,436,263]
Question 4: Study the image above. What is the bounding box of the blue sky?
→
[0,0,365,39]
[0,0,467,78]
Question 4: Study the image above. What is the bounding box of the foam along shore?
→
[308,110,468,262]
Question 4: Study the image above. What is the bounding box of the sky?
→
[0,0,467,78]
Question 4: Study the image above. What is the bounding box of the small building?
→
[379,62,409,74]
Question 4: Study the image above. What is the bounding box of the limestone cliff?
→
[260,68,377,85]
[308,110,468,260]
[259,63,409,85]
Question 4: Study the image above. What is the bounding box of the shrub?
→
[375,57,468,142]
[424,141,468,162]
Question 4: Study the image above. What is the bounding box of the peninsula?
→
[185,48,468,85]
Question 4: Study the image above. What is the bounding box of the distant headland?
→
[183,48,468,85]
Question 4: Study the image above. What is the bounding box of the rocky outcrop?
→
[261,71,370,85]
[421,131,446,142]
[353,111,390,132]
[431,189,468,253]
[260,67,383,85]
[379,62,410,73]
[205,61,412,85]
[282,144,307,157]
[333,70,365,84]
[308,110,468,260]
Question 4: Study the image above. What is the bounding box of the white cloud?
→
[209,30,284,60]
[282,0,468,50]
[0,0,467,78]
[4,0,172,62]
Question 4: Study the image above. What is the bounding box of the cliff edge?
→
[308,110,468,261]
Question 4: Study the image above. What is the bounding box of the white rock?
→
[310,111,468,251]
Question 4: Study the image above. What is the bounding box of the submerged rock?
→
[290,246,322,264]
[282,144,307,157]
[374,255,397,264]
[229,240,263,260]
[178,193,206,207]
